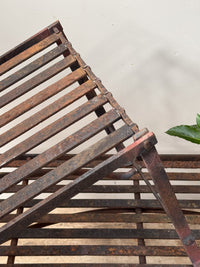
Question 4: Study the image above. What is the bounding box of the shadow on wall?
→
[123,50,200,153]
[85,22,200,153]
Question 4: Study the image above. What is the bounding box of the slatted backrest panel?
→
[0,154,199,266]
[0,20,141,260]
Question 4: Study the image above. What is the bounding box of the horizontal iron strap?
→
[161,161,200,169]
[0,62,83,126]
[2,172,200,183]
[68,184,200,194]
[0,43,68,91]
[0,169,134,179]
[162,173,200,181]
[0,108,119,193]
[113,154,200,169]
[0,170,87,179]
[0,245,187,256]
[134,161,200,169]
[0,80,96,147]
[136,162,200,169]
[0,124,132,219]
[0,132,154,244]
[6,199,200,209]
[1,212,200,224]
[14,228,200,240]
[4,184,200,194]
[0,55,76,109]
[160,154,200,162]
[4,154,200,171]
[139,155,200,169]
[2,169,200,182]
[0,33,60,76]
[140,162,200,169]
[0,93,106,168]
[0,212,170,224]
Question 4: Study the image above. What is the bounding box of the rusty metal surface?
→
[0,152,200,265]
[2,266,194,267]
[1,20,200,266]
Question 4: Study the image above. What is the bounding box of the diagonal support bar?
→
[142,147,200,267]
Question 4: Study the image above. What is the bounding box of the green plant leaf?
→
[166,125,200,144]
[196,113,200,128]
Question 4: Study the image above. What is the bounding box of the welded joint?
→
[104,92,138,129]
[121,167,138,179]
[66,42,77,56]
[133,128,157,153]
[82,64,89,69]
[104,91,113,98]
[92,77,102,84]
[143,140,154,151]
[63,43,68,49]
[81,65,91,73]
[133,128,149,141]
[182,233,195,246]
[53,27,60,34]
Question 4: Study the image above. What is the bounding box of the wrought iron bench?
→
[0,21,200,266]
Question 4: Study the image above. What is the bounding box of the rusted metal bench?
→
[0,21,200,266]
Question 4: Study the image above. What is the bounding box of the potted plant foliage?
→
[166,114,200,144]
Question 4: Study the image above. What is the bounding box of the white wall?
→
[1,0,200,154]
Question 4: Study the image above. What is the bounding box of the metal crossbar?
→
[0,21,200,266]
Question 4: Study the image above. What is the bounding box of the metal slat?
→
[151,155,200,169]
[164,173,200,181]
[79,185,200,194]
[0,55,76,109]
[2,168,200,182]
[0,80,96,147]
[0,245,187,256]
[0,43,68,91]
[0,213,169,224]
[1,67,84,126]
[5,156,200,174]
[10,228,200,240]
[0,64,84,126]
[0,33,61,75]
[1,212,200,225]
[4,154,200,175]
[4,184,200,194]
[10,199,200,209]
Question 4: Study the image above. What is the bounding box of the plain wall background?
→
[1,0,200,154]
